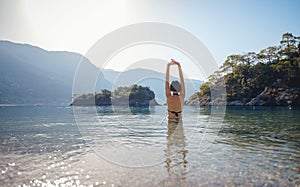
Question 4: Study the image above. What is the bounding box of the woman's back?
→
[166,94,184,119]
[167,94,183,111]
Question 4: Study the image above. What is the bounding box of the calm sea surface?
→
[0,106,299,186]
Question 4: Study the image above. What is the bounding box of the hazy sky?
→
[1,0,300,79]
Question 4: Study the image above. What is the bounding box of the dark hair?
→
[170,80,181,92]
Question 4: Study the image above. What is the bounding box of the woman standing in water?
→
[165,59,185,120]
[165,59,188,178]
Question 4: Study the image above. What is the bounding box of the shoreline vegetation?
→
[70,84,159,107]
[186,33,300,107]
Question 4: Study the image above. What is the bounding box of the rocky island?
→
[70,84,158,107]
[186,33,300,107]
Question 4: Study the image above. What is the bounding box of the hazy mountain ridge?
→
[0,41,203,105]
[0,41,110,104]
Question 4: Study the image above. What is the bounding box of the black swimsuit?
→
[168,109,182,117]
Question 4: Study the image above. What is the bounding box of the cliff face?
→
[186,83,300,107]
[247,86,300,107]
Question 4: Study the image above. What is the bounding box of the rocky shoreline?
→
[185,85,300,107]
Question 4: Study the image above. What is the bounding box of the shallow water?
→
[0,106,299,186]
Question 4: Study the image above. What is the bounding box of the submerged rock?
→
[226,100,244,106]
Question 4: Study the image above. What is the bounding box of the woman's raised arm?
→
[171,59,185,98]
[165,62,172,96]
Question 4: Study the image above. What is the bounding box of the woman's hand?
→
[171,59,181,66]
[168,61,175,66]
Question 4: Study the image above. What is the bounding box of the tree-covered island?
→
[70,84,157,107]
[186,33,300,107]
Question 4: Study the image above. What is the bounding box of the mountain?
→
[0,41,203,105]
[0,41,111,105]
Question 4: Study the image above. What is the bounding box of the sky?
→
[1,0,300,79]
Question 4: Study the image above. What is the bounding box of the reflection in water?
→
[165,120,188,180]
[130,107,150,115]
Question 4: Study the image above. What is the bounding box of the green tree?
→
[194,32,300,104]
[258,46,279,64]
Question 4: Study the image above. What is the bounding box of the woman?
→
[165,59,185,120]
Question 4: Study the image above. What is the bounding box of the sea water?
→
[0,106,299,186]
